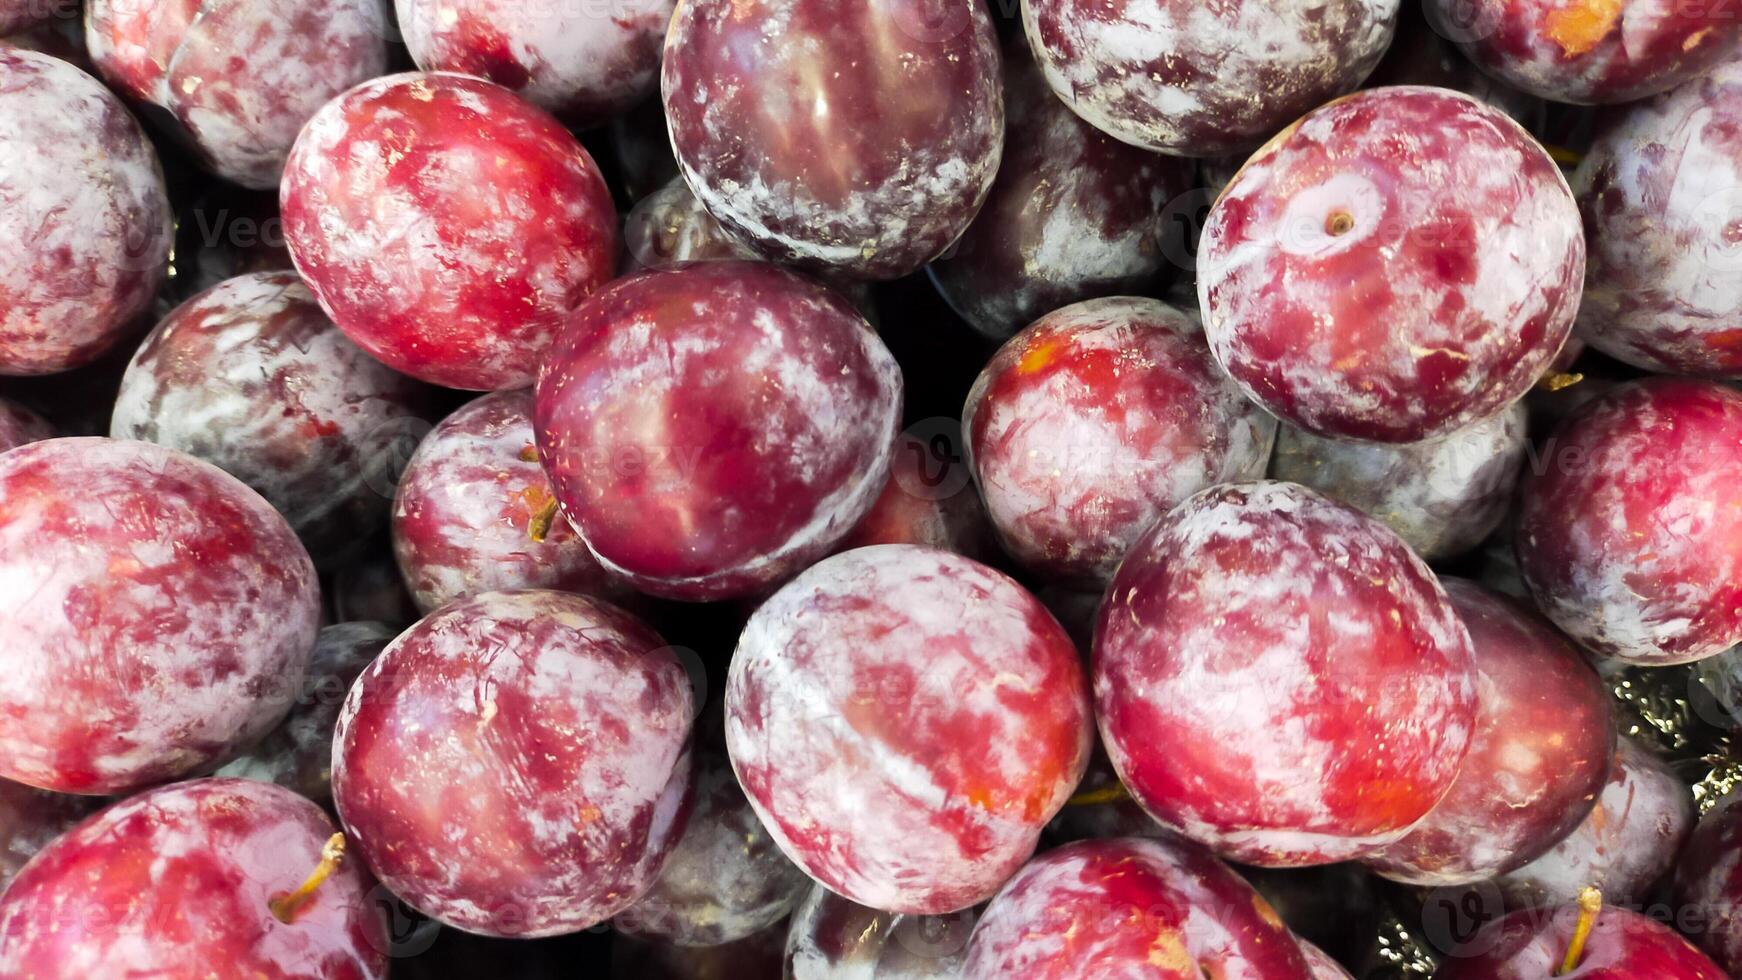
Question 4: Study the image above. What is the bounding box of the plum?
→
[85,0,390,189]
[928,37,1197,339]
[0,778,388,978]
[835,424,996,561]
[1438,891,1726,979]
[393,390,622,614]
[1366,580,1614,886]
[0,438,320,794]
[397,0,673,127]
[0,47,170,376]
[964,296,1275,584]
[1198,86,1583,442]
[1366,1,1543,123]
[1021,0,1399,156]
[0,780,95,893]
[1424,0,1742,105]
[1094,481,1478,866]
[111,271,431,569]
[215,622,393,803]
[535,262,902,601]
[662,0,1003,280]
[1269,402,1527,561]
[281,72,619,391]
[332,590,694,937]
[0,398,53,453]
[726,545,1091,914]
[1575,55,1742,376]
[1674,790,1742,972]
[963,836,1311,978]
[614,741,809,947]
[1517,379,1742,665]
[623,177,759,273]
[785,884,978,979]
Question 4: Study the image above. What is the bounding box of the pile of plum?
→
[5,0,1742,977]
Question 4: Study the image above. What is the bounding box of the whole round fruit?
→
[1199,86,1583,442]
[111,271,431,569]
[0,438,320,794]
[1518,379,1742,665]
[963,837,1311,978]
[1424,0,1741,105]
[1438,893,1726,979]
[928,37,1197,338]
[85,0,390,188]
[332,590,694,937]
[726,545,1091,914]
[0,778,388,978]
[1366,579,1614,886]
[1269,402,1527,561]
[1674,790,1742,973]
[396,0,673,126]
[1021,0,1399,156]
[1095,481,1478,865]
[0,47,170,376]
[623,176,759,273]
[535,261,902,601]
[392,389,621,614]
[662,0,1003,280]
[786,884,978,979]
[964,296,1276,583]
[1575,56,1742,376]
[281,72,619,391]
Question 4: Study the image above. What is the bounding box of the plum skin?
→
[1094,481,1478,866]
[0,437,320,795]
[1198,85,1583,443]
[331,589,695,939]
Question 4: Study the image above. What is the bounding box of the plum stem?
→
[528,497,560,543]
[269,833,346,925]
[1543,144,1584,168]
[518,446,540,463]
[1538,371,1585,392]
[1325,211,1355,236]
[1555,887,1603,976]
[1067,781,1132,807]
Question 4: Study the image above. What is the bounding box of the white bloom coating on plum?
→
[331,589,695,938]
[1269,402,1527,561]
[964,296,1276,584]
[1199,86,1583,443]
[0,438,320,795]
[0,48,170,376]
[1022,0,1400,156]
[1575,55,1742,376]
[397,0,674,126]
[726,544,1091,915]
[1095,481,1478,866]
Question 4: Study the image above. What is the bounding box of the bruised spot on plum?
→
[1544,0,1624,57]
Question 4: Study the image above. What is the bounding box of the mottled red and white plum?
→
[0,47,170,376]
[1366,579,1614,887]
[1517,379,1742,665]
[1424,0,1742,105]
[785,883,978,979]
[928,37,1198,339]
[110,271,431,569]
[535,262,902,601]
[215,622,394,804]
[0,779,388,978]
[963,836,1311,978]
[1094,481,1478,866]
[1269,403,1528,562]
[85,0,390,188]
[1438,898,1727,979]
[726,545,1091,914]
[393,390,622,614]
[281,72,619,391]
[1021,0,1399,156]
[1198,86,1583,443]
[0,438,320,795]
[396,0,674,127]
[331,590,694,938]
[965,296,1275,584]
[1575,54,1742,376]
[662,0,1004,280]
